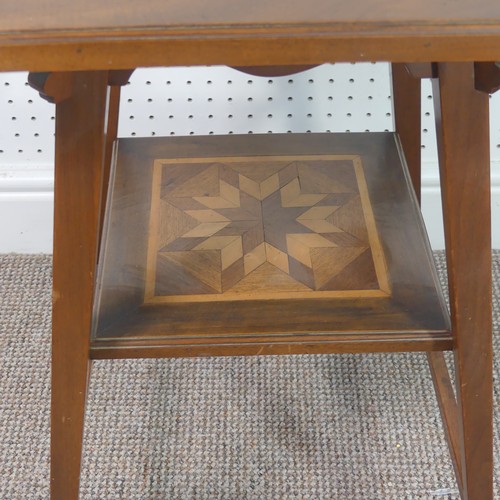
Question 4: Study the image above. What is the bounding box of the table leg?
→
[432,62,493,500]
[391,63,422,201]
[51,71,109,499]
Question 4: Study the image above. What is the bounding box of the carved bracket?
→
[474,62,500,94]
[28,69,136,103]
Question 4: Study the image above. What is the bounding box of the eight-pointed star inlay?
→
[153,157,380,296]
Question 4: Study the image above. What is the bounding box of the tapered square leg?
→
[51,71,108,499]
[391,63,422,201]
[433,62,493,500]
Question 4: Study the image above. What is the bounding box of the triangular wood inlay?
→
[160,162,212,196]
[228,261,312,294]
[156,251,222,294]
[327,195,369,242]
[319,248,379,291]
[169,164,220,198]
[310,246,366,290]
[230,161,290,182]
[158,199,199,249]
[297,162,355,194]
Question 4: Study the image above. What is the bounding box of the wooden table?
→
[1,1,499,498]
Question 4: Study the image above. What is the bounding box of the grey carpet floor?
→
[0,252,498,499]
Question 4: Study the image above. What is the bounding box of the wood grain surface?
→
[144,154,389,303]
[92,133,450,352]
[2,0,500,32]
[51,71,109,500]
[433,62,493,500]
[2,1,500,71]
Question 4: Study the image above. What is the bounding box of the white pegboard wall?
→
[0,73,55,168]
[1,63,500,169]
[2,63,500,251]
[118,64,394,139]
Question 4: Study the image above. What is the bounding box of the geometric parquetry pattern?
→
[152,156,382,297]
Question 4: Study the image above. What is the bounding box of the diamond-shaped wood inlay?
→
[144,155,389,302]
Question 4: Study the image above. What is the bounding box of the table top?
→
[3,0,500,32]
[1,0,500,71]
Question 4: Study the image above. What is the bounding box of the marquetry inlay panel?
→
[144,155,390,302]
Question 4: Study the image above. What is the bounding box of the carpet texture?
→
[0,252,498,499]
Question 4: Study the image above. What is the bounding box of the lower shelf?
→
[92,133,451,358]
